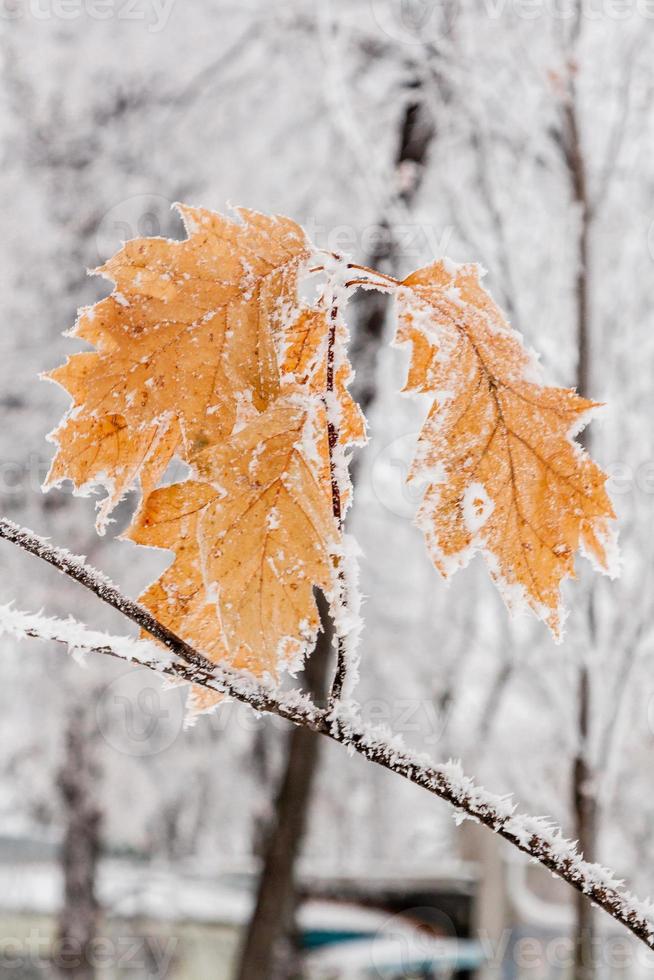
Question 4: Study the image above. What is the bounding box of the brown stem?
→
[344,277,396,291]
[325,300,342,529]
[324,294,348,711]
[346,262,400,286]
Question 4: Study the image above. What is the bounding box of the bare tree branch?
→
[0,519,315,724]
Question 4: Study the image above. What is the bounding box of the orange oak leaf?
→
[44,205,312,529]
[128,394,337,702]
[394,260,618,637]
[129,300,364,714]
[124,479,229,719]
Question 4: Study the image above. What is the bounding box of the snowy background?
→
[1,1,654,977]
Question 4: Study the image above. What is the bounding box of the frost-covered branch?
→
[319,269,364,711]
[0,602,321,727]
[324,289,349,709]
[0,603,174,668]
[0,519,319,727]
[2,517,654,952]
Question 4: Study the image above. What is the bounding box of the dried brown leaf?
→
[45,206,311,528]
[395,260,617,636]
[129,395,337,685]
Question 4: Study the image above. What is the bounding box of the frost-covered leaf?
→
[42,203,369,716]
[394,260,618,637]
[128,395,337,710]
[45,205,311,530]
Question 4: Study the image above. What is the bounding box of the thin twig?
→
[344,277,396,291]
[346,262,400,285]
[323,293,348,710]
[0,519,308,723]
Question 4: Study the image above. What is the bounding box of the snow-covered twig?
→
[2,517,654,952]
[0,603,175,668]
[324,290,350,710]
[0,519,319,727]
[0,602,321,726]
[319,268,363,711]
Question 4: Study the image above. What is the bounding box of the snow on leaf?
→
[44,205,312,530]
[394,260,618,637]
[128,394,338,713]
[41,204,370,716]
